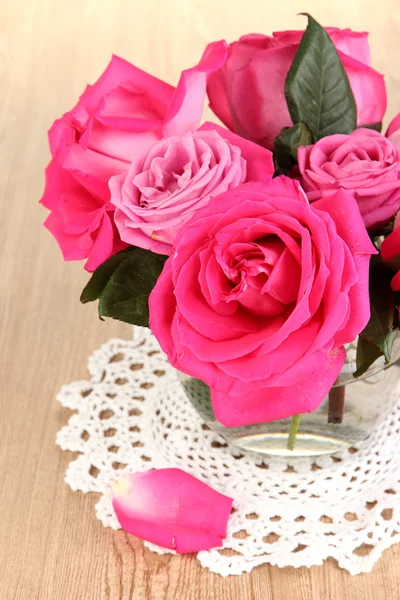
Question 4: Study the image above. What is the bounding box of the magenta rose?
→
[205,28,386,149]
[109,123,274,254]
[149,177,376,427]
[41,44,227,270]
[298,128,400,228]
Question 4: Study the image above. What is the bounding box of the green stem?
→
[287,414,302,451]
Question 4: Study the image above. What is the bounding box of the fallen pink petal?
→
[112,469,233,553]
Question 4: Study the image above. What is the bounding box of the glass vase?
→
[177,339,400,458]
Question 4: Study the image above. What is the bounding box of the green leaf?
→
[354,336,385,378]
[360,122,383,133]
[274,121,314,171]
[80,248,135,304]
[361,269,395,361]
[354,267,398,376]
[98,248,167,327]
[285,14,357,140]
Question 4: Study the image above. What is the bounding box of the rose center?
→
[216,235,301,317]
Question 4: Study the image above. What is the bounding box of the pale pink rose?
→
[112,470,233,553]
[380,211,400,290]
[206,29,386,149]
[149,177,376,427]
[298,128,400,228]
[109,122,274,255]
[41,44,227,271]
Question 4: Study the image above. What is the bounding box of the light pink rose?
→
[112,469,233,553]
[298,128,400,229]
[205,29,386,149]
[149,177,376,427]
[41,44,227,271]
[109,122,274,255]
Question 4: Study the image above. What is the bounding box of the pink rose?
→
[149,177,376,427]
[206,29,386,149]
[109,123,274,254]
[380,211,400,290]
[41,44,227,270]
[298,129,400,228]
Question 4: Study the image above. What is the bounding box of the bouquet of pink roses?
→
[42,15,400,430]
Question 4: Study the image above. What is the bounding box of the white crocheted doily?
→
[56,327,400,576]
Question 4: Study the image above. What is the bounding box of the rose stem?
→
[287,414,302,451]
[328,385,345,424]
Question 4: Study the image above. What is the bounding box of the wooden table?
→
[2,0,400,597]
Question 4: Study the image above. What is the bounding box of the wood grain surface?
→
[1,0,400,598]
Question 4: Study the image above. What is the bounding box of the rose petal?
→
[211,346,346,426]
[326,28,371,65]
[44,211,91,260]
[263,246,301,305]
[273,28,371,64]
[79,55,174,117]
[84,213,114,272]
[164,41,228,138]
[312,189,377,341]
[112,469,233,553]
[338,52,387,126]
[229,45,296,148]
[198,121,274,181]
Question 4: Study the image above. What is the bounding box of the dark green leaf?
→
[361,268,395,361]
[354,267,397,376]
[80,248,134,304]
[285,14,357,140]
[98,248,167,327]
[354,336,384,378]
[359,122,382,133]
[274,121,314,171]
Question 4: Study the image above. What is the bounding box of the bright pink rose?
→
[109,122,274,254]
[206,29,386,149]
[380,211,400,290]
[298,129,400,229]
[112,469,233,553]
[149,177,376,427]
[41,44,227,271]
